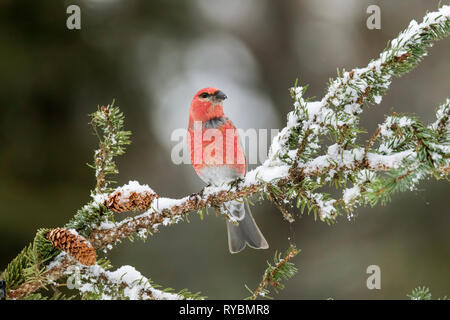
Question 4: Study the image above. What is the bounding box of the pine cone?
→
[46,228,97,266]
[105,188,158,213]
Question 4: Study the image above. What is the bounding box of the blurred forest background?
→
[0,0,449,299]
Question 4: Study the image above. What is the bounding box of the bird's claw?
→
[197,183,212,199]
[229,177,244,191]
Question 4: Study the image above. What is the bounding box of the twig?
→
[250,246,299,300]
[6,255,72,300]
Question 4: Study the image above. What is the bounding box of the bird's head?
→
[189,87,228,123]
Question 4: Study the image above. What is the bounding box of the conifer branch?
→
[407,286,448,300]
[68,259,204,300]
[5,255,72,300]
[247,246,299,300]
[90,102,131,194]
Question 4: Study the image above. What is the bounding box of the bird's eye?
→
[200,93,209,98]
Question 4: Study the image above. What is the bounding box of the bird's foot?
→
[229,177,244,191]
[197,183,212,199]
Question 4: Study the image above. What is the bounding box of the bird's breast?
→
[197,165,242,186]
[188,121,246,179]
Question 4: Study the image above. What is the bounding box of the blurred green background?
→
[0,0,449,299]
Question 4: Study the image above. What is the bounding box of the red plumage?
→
[187,87,268,253]
[188,87,245,177]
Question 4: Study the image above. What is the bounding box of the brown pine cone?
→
[46,228,97,266]
[105,185,158,213]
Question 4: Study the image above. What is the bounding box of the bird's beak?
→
[214,90,227,101]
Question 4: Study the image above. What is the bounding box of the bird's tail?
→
[226,200,269,254]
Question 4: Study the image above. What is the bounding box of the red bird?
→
[187,87,268,253]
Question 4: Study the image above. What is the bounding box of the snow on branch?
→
[2,6,450,300]
[62,255,202,300]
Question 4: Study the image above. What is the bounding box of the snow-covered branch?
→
[63,255,200,300]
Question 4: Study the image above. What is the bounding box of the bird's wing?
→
[223,118,247,176]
